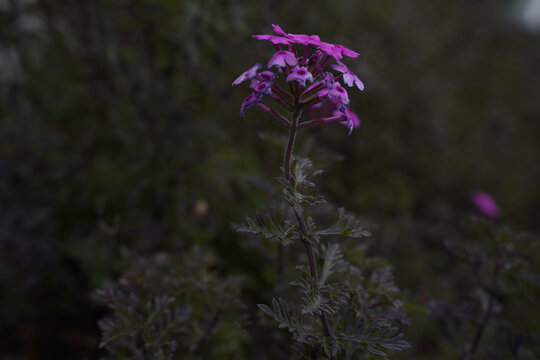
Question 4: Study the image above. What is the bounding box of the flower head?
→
[234,25,365,134]
[470,190,501,218]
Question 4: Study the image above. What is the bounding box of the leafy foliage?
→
[316,209,372,239]
[279,157,327,210]
[431,220,540,359]
[241,156,409,359]
[237,206,300,246]
[94,247,247,360]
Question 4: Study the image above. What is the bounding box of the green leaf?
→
[316,208,371,239]
[257,303,274,317]
[236,206,299,246]
[319,243,347,287]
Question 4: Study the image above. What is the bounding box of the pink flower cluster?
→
[232,25,364,134]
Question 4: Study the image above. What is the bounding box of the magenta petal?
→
[286,66,314,87]
[250,71,277,89]
[330,62,347,73]
[317,42,342,60]
[240,93,258,117]
[233,63,262,86]
[328,83,349,105]
[342,108,360,134]
[252,34,291,45]
[336,45,360,58]
[317,43,359,61]
[470,190,501,218]
[343,72,365,90]
[253,81,273,95]
[318,85,349,107]
[318,88,330,99]
[331,61,364,90]
[258,71,277,81]
[288,33,321,45]
[272,24,287,36]
[323,72,335,87]
[267,50,298,68]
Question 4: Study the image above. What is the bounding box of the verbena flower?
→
[240,93,259,118]
[235,24,365,134]
[232,63,262,86]
[286,66,314,87]
[250,71,277,89]
[319,82,350,107]
[253,81,273,96]
[470,190,501,218]
[309,99,361,135]
[331,61,365,90]
[341,108,361,134]
[268,50,298,68]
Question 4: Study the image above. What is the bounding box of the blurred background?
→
[1,0,539,358]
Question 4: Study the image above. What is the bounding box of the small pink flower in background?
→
[470,190,501,218]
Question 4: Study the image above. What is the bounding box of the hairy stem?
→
[283,107,334,358]
[283,109,299,181]
[466,256,502,359]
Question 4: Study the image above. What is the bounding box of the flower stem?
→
[466,254,502,359]
[283,109,299,181]
[298,115,347,130]
[283,106,334,358]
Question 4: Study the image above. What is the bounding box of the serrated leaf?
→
[316,208,370,239]
[320,243,347,286]
[237,206,299,246]
[257,303,274,317]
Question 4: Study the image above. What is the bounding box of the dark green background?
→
[1,0,539,358]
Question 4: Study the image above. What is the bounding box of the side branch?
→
[256,102,291,127]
